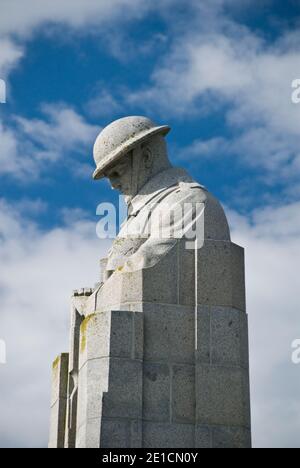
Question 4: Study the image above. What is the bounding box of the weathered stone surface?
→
[79,313,110,369]
[200,241,245,311]
[212,426,251,449]
[49,400,66,449]
[49,353,69,448]
[102,358,143,420]
[196,306,211,364]
[196,241,236,308]
[130,419,143,448]
[142,303,195,364]
[141,245,178,304]
[100,418,143,448]
[211,307,249,368]
[50,354,69,407]
[195,425,211,448]
[179,240,246,311]
[93,270,143,311]
[196,365,251,428]
[79,310,143,369]
[92,249,179,312]
[143,362,170,422]
[76,417,101,448]
[64,306,83,448]
[100,419,130,448]
[196,306,249,368]
[172,364,195,424]
[143,422,195,448]
[77,358,109,431]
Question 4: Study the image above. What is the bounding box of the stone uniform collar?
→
[128,167,203,217]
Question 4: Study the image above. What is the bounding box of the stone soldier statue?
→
[93,116,230,274]
[49,116,251,449]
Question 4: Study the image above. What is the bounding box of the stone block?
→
[211,307,249,368]
[172,364,195,424]
[79,310,143,369]
[76,417,101,448]
[100,418,131,448]
[143,422,195,448]
[49,400,67,449]
[68,307,83,374]
[212,426,251,448]
[141,243,178,304]
[178,241,195,306]
[79,312,110,369]
[50,353,69,407]
[77,358,109,431]
[142,303,195,364]
[179,240,246,311]
[196,365,250,428]
[94,269,143,311]
[228,243,246,312]
[143,362,170,422]
[195,425,211,448]
[49,353,69,448]
[94,242,179,310]
[196,306,211,364]
[197,240,233,307]
[110,310,143,361]
[102,358,143,420]
[130,419,143,448]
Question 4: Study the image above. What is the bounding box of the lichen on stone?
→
[80,313,96,353]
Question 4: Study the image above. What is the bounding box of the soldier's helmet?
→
[93,116,170,180]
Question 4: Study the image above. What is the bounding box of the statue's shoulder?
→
[171,167,208,201]
[175,168,231,241]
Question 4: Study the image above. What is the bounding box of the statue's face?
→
[105,153,133,195]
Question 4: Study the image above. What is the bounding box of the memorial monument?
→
[49,116,251,448]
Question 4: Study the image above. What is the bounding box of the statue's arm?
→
[120,188,205,273]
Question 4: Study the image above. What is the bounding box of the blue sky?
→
[0,0,300,448]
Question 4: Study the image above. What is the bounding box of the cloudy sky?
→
[0,0,300,448]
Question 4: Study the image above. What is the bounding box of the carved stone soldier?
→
[49,116,251,449]
[93,115,230,274]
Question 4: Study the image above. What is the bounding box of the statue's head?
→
[93,116,172,201]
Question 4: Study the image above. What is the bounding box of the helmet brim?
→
[93,125,170,180]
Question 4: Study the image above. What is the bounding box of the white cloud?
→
[0,198,111,447]
[128,29,300,130]
[229,201,300,448]
[0,0,151,38]
[128,21,300,189]
[179,126,300,189]
[0,121,19,174]
[16,104,99,153]
[0,0,153,98]
[0,104,99,180]
[86,88,123,118]
[0,37,23,76]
